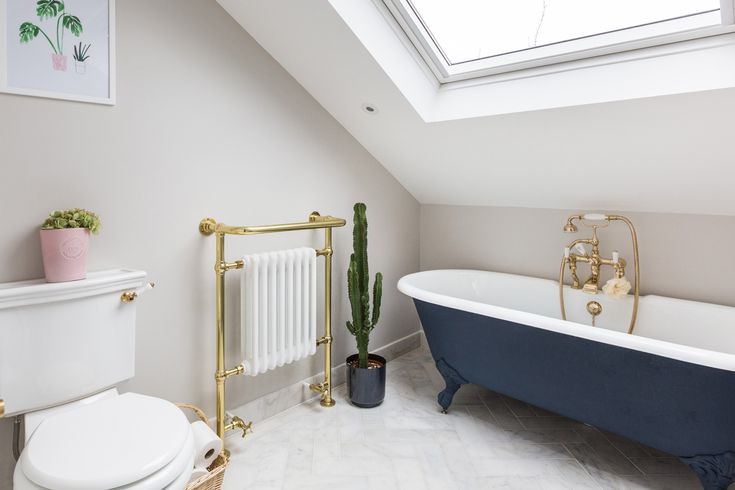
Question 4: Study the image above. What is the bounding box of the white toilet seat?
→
[161,452,195,490]
[113,429,194,490]
[14,392,195,490]
[14,431,194,490]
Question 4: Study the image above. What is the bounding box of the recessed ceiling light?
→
[362,103,378,114]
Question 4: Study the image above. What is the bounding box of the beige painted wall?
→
[0,1,420,484]
[421,205,735,307]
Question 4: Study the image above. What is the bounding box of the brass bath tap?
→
[559,213,641,334]
[563,225,625,294]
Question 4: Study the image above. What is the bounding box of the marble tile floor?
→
[222,348,706,490]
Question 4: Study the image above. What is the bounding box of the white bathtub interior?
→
[400,269,735,361]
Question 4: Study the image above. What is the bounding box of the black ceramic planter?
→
[346,353,386,408]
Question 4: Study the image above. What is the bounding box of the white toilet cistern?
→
[0,270,219,490]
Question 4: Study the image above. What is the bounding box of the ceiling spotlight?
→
[362,103,378,114]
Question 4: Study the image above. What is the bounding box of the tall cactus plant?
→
[346,202,383,369]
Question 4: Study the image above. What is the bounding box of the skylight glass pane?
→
[407,0,722,65]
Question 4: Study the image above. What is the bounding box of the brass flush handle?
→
[121,282,156,303]
[0,399,5,418]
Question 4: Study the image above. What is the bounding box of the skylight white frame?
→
[383,0,735,84]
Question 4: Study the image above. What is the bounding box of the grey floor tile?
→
[530,405,558,417]
[502,396,537,417]
[600,430,671,458]
[510,428,586,444]
[629,457,693,476]
[565,441,642,476]
[644,474,702,490]
[519,415,584,430]
[493,414,527,430]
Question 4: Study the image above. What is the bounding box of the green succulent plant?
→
[346,202,383,369]
[41,208,101,234]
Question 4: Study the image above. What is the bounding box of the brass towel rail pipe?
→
[199,212,346,447]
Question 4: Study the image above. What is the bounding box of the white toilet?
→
[0,270,196,489]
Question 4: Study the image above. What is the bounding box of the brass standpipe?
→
[559,214,641,334]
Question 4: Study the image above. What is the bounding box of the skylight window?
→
[384,0,735,82]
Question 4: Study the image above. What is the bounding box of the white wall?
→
[0,1,420,485]
[421,204,735,307]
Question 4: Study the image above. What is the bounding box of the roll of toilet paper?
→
[191,420,222,469]
[188,467,209,485]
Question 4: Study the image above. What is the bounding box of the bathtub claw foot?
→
[681,451,735,490]
[435,358,468,412]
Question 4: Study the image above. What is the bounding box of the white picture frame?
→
[0,0,115,105]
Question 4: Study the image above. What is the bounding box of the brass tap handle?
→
[309,382,326,394]
[568,259,580,289]
[241,421,253,438]
[229,415,253,438]
[316,336,332,346]
[120,282,156,303]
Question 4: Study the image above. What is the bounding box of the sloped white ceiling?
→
[218,0,735,216]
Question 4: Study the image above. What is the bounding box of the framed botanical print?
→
[0,0,115,104]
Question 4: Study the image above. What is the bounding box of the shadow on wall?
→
[0,228,43,283]
[0,420,14,487]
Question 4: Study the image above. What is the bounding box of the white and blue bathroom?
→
[1,1,735,489]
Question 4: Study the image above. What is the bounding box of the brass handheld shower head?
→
[563,213,610,233]
[563,214,582,233]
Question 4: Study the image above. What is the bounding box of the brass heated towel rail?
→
[199,212,346,446]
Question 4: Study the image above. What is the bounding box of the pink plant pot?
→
[40,228,90,283]
[51,53,67,71]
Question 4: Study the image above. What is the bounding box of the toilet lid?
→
[22,393,191,490]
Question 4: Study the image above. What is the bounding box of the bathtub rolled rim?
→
[398,269,735,372]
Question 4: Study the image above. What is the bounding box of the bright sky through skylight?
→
[408,0,721,64]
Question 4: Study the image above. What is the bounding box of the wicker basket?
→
[177,403,229,490]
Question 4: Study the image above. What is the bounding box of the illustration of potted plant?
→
[345,202,386,408]
[40,208,101,283]
[73,42,91,74]
[19,0,83,72]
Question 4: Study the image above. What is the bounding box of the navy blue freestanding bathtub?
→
[398,269,735,490]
